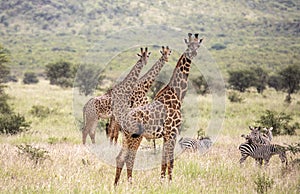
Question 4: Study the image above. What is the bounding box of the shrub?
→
[29,105,52,118]
[254,173,274,194]
[16,144,50,165]
[191,75,209,95]
[47,137,68,144]
[45,61,77,87]
[278,64,300,102]
[251,67,268,94]
[0,91,12,114]
[268,75,284,91]
[74,65,104,96]
[211,43,226,50]
[0,113,30,134]
[228,91,244,103]
[256,109,298,135]
[23,71,39,84]
[228,69,256,92]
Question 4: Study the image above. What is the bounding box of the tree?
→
[251,67,268,94]
[278,64,300,102]
[0,45,10,83]
[23,72,39,84]
[228,69,256,92]
[0,44,31,135]
[74,65,105,96]
[268,74,284,91]
[45,61,77,87]
[256,109,298,136]
[191,75,209,95]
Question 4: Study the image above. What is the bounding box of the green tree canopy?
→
[279,64,300,102]
[45,61,77,87]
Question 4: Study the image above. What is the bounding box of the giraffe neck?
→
[168,53,191,101]
[112,58,146,122]
[137,57,166,93]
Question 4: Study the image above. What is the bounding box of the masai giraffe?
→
[82,89,112,145]
[81,47,170,145]
[114,33,203,185]
[108,46,172,145]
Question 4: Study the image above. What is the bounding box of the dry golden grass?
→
[0,80,299,193]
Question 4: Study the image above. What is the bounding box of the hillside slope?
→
[0,0,299,74]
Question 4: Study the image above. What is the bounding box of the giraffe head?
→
[137,47,151,65]
[184,33,203,59]
[160,46,172,62]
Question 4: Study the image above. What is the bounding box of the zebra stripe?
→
[239,135,287,166]
[178,137,212,152]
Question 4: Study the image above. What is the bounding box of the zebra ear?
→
[249,126,254,131]
[269,127,273,131]
[257,126,261,131]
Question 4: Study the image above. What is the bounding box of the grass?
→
[0,79,299,193]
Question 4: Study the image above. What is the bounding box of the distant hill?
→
[0,0,299,76]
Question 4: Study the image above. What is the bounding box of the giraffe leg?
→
[161,138,167,179]
[88,120,98,144]
[165,138,176,181]
[109,116,119,145]
[113,122,120,145]
[114,147,128,186]
[125,136,142,184]
[82,118,98,145]
[82,129,88,145]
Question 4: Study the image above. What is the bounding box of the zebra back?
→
[239,134,287,166]
[179,136,212,152]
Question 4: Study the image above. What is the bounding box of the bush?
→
[254,173,274,194]
[228,91,244,103]
[251,67,268,94]
[228,69,256,92]
[74,65,104,96]
[228,67,269,93]
[256,110,298,135]
[211,43,226,50]
[23,71,39,84]
[0,92,12,114]
[45,61,77,88]
[0,113,31,134]
[191,75,209,95]
[29,105,52,118]
[16,144,50,165]
[268,75,284,91]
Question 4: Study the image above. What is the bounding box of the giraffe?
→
[81,46,171,145]
[82,89,112,145]
[108,46,172,145]
[114,33,203,185]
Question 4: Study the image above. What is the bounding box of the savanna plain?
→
[0,79,299,193]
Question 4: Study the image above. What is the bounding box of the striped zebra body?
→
[178,137,212,152]
[239,136,287,166]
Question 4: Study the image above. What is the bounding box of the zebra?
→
[178,136,212,153]
[247,126,273,145]
[239,134,287,166]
